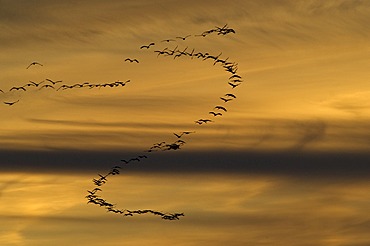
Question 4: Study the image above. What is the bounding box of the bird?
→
[124,58,139,63]
[98,174,107,181]
[109,168,120,175]
[209,111,223,116]
[228,82,241,89]
[3,100,20,106]
[195,33,208,37]
[214,106,227,112]
[161,39,175,42]
[225,93,237,98]
[9,86,26,92]
[175,139,186,144]
[195,119,213,124]
[229,74,242,79]
[39,84,55,90]
[23,82,38,88]
[209,111,222,117]
[26,61,43,69]
[230,78,243,83]
[28,80,44,87]
[220,97,233,102]
[56,85,73,91]
[173,131,195,138]
[140,42,155,49]
[176,35,191,40]
[165,143,181,150]
[45,78,63,84]
[154,50,170,57]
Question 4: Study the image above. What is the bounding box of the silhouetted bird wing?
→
[3,100,19,106]
[225,93,236,98]
[214,106,227,111]
[26,62,43,69]
[161,39,175,42]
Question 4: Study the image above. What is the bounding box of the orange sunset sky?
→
[0,1,369,246]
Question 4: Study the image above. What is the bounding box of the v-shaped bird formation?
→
[1,24,242,221]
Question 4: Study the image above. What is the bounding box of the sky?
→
[0,0,369,245]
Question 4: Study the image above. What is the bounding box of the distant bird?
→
[45,78,63,84]
[230,78,243,83]
[56,85,73,91]
[176,35,191,40]
[214,106,227,112]
[165,143,181,150]
[209,111,223,116]
[173,131,195,138]
[154,50,170,57]
[176,139,186,144]
[209,111,222,117]
[9,86,26,92]
[161,39,175,42]
[26,61,43,69]
[124,58,139,63]
[195,33,208,37]
[195,119,213,124]
[98,174,107,181]
[228,82,241,89]
[109,168,120,175]
[39,84,55,90]
[140,43,155,49]
[3,100,20,106]
[28,80,44,87]
[225,93,237,98]
[23,82,38,88]
[229,74,242,79]
[220,97,232,102]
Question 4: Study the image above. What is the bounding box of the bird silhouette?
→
[209,111,223,116]
[229,74,241,79]
[161,39,175,42]
[56,85,73,91]
[3,100,20,106]
[45,78,63,85]
[214,106,227,112]
[220,97,233,102]
[225,93,236,98]
[195,119,213,124]
[98,174,108,181]
[9,86,26,92]
[26,61,43,69]
[228,82,241,89]
[176,35,191,40]
[173,131,195,138]
[28,80,44,87]
[140,43,155,49]
[39,84,55,90]
[125,58,139,63]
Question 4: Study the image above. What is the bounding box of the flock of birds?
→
[0,78,131,106]
[1,24,242,220]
